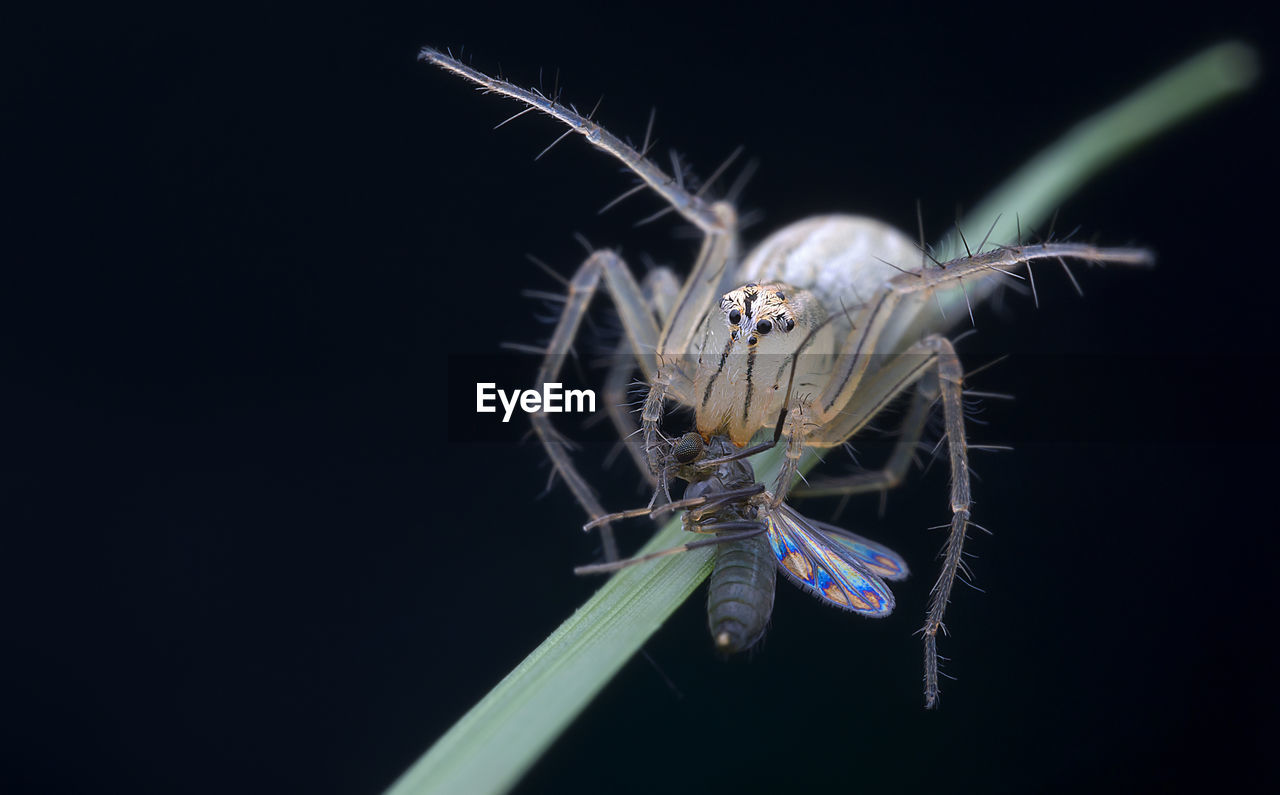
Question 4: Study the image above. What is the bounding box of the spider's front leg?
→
[531,248,664,561]
[420,48,742,536]
[640,201,740,499]
[917,335,972,710]
[766,327,938,512]
[600,268,681,485]
[794,377,937,501]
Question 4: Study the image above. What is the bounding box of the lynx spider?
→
[420,47,1153,706]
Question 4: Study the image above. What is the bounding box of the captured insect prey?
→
[577,433,910,655]
[420,44,1183,709]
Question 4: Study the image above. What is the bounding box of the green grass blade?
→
[938,40,1257,262]
[393,40,1257,795]
[385,511,713,795]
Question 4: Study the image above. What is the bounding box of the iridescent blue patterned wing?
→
[808,519,909,581]
[764,504,896,616]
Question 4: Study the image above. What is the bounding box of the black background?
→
[5,2,1278,793]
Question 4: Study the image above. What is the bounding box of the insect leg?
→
[582,484,765,531]
[685,484,768,522]
[574,522,767,575]
[687,407,790,469]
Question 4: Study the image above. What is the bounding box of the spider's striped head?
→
[720,282,797,348]
[697,281,833,446]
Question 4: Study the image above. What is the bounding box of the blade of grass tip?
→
[391,39,1258,795]
[940,40,1258,264]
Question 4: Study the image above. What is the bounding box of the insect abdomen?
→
[707,534,777,654]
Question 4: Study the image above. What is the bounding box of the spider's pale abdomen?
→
[737,214,920,345]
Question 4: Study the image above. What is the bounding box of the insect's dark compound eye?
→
[781,317,795,332]
[728,309,741,325]
[673,433,704,464]
[755,319,772,335]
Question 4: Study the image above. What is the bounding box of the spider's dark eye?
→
[776,292,786,301]
[781,317,795,332]
[755,319,772,335]
[748,335,758,345]
[728,309,741,325]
